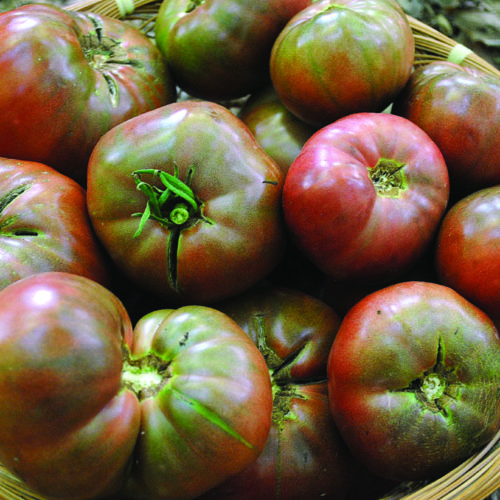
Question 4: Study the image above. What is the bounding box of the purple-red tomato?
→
[392,61,500,197]
[270,0,415,126]
[328,281,500,482]
[87,100,286,305]
[0,4,176,185]
[200,285,358,500]
[282,112,450,285]
[435,185,500,322]
[0,158,111,290]
[238,85,319,175]
[0,272,272,500]
[154,0,312,100]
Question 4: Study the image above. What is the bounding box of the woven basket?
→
[0,1,499,499]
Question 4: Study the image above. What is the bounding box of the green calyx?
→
[368,158,408,198]
[395,337,463,416]
[121,348,171,400]
[132,164,199,238]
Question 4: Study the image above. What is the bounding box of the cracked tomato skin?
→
[0,158,111,291]
[328,281,500,482]
[198,285,358,500]
[282,112,450,285]
[0,4,176,185]
[87,100,286,305]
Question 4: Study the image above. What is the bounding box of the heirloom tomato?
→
[200,285,357,500]
[238,86,319,175]
[154,0,312,100]
[0,272,272,500]
[0,4,176,185]
[328,281,500,482]
[0,158,110,291]
[282,112,449,285]
[392,61,500,197]
[87,100,286,305]
[435,185,500,322]
[270,0,414,126]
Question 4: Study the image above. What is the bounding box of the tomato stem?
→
[368,158,408,198]
[132,164,199,237]
[121,347,171,400]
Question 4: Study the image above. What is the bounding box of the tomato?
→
[154,0,312,100]
[328,281,500,482]
[87,100,286,305]
[199,285,358,500]
[392,61,500,198]
[270,0,414,127]
[0,272,272,500]
[282,112,450,285]
[238,85,319,175]
[0,3,176,186]
[0,272,135,499]
[120,306,273,500]
[0,157,111,291]
[435,185,500,322]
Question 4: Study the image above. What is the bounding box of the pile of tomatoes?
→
[0,0,499,499]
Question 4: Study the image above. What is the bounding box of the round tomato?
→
[0,4,176,185]
[87,100,286,305]
[199,285,358,500]
[238,85,319,175]
[392,61,500,197]
[0,272,272,499]
[154,0,312,100]
[328,281,500,482]
[270,0,414,127]
[282,112,450,285]
[0,157,111,291]
[435,185,500,322]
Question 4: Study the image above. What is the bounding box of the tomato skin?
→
[0,4,176,185]
[87,100,286,305]
[0,274,273,500]
[328,281,500,482]
[392,61,500,197]
[238,86,319,175]
[270,0,414,127]
[435,185,500,322]
[282,112,449,285]
[0,272,138,499]
[154,0,312,101]
[199,286,358,500]
[120,306,273,500]
[0,158,111,291]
